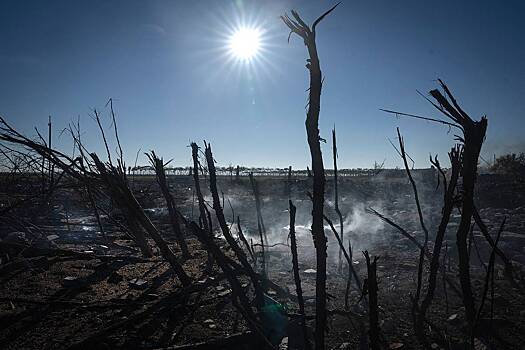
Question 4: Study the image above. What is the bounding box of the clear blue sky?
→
[1,0,524,169]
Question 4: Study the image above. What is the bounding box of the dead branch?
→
[249,172,267,277]
[324,213,363,293]
[380,109,461,130]
[93,109,113,166]
[366,207,462,298]
[190,142,213,268]
[204,143,264,306]
[107,98,125,172]
[92,154,191,286]
[396,128,429,311]
[416,146,461,345]
[147,150,190,259]
[472,206,516,286]
[332,127,346,274]
[289,200,311,350]
[383,79,489,329]
[473,217,506,342]
[237,216,254,261]
[366,207,424,251]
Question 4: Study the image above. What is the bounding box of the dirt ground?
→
[1,173,524,349]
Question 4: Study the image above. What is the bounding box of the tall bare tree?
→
[281,4,339,349]
[382,79,489,328]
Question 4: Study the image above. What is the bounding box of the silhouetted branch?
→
[289,200,311,350]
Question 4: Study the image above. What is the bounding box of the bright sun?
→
[229,28,261,60]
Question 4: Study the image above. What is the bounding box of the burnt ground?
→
[1,173,525,349]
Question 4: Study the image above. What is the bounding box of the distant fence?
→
[125,167,436,178]
[0,166,437,178]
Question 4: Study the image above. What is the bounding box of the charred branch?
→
[289,200,311,350]
[249,172,267,277]
[204,143,264,306]
[147,151,190,259]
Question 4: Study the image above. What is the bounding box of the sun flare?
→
[229,28,261,60]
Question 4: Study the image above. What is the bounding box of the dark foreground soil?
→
[1,173,525,349]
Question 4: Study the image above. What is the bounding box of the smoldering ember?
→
[1,1,524,350]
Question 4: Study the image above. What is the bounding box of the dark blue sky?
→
[1,0,524,168]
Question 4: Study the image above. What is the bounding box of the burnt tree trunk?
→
[304,33,327,350]
[281,5,339,348]
[364,251,380,350]
[455,123,486,325]
[429,81,488,326]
